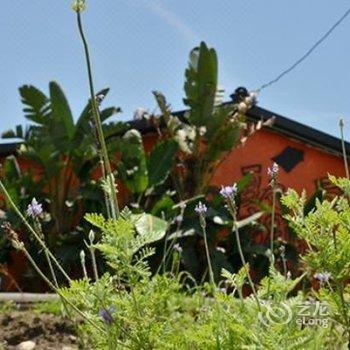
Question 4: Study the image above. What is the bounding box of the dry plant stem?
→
[35,221,59,288]
[21,246,106,335]
[76,11,119,219]
[44,250,59,288]
[232,218,261,311]
[0,180,71,283]
[340,118,350,179]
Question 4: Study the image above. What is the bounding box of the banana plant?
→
[1,82,127,255]
[112,42,259,283]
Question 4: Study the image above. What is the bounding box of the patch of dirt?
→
[0,310,77,350]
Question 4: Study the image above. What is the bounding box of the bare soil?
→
[0,310,77,350]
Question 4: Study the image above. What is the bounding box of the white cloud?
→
[142,1,199,44]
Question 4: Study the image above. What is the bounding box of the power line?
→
[256,5,350,92]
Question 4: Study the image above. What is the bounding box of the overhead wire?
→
[256,5,350,93]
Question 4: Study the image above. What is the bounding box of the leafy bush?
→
[0,83,127,279]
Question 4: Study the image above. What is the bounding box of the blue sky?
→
[1,1,350,140]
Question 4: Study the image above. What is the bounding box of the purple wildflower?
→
[195,202,207,215]
[314,272,331,284]
[26,198,43,218]
[173,243,183,253]
[267,162,279,179]
[219,183,237,199]
[98,306,116,325]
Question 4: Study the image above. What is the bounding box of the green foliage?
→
[0,301,15,313]
[282,175,350,343]
[118,129,149,193]
[184,42,218,127]
[86,210,167,281]
[147,140,178,187]
[60,247,338,349]
[33,300,63,316]
[1,81,126,276]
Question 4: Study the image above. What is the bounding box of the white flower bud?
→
[89,230,95,244]
[80,250,86,262]
[72,0,86,12]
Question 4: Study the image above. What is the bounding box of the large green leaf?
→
[184,42,218,127]
[150,195,175,218]
[19,85,50,124]
[147,139,178,187]
[131,213,168,245]
[118,130,149,193]
[49,81,75,140]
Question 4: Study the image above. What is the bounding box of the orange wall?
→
[0,129,346,290]
[212,128,344,194]
[210,128,344,246]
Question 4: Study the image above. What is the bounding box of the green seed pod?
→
[72,0,86,12]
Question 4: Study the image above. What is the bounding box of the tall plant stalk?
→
[269,186,276,256]
[339,118,349,179]
[232,217,261,311]
[75,10,119,220]
[201,225,215,290]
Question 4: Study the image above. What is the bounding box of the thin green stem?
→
[201,225,215,291]
[339,118,349,179]
[0,180,71,283]
[80,252,88,279]
[232,218,261,311]
[76,11,119,219]
[270,186,276,256]
[90,247,99,281]
[44,250,59,288]
[267,184,277,296]
[332,230,350,342]
[35,220,59,288]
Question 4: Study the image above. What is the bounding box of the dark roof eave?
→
[1,103,349,157]
[247,105,350,156]
[128,102,350,157]
[0,142,20,157]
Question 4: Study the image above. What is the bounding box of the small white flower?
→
[124,129,142,140]
[216,246,226,254]
[133,107,148,120]
[173,243,183,253]
[198,126,207,136]
[267,162,279,179]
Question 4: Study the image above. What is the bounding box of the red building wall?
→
[0,127,346,290]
